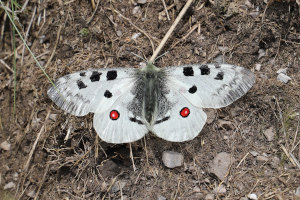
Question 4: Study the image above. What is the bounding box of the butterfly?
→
[47,62,255,143]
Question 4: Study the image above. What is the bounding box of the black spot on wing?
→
[215,72,224,80]
[200,65,210,75]
[104,90,112,98]
[90,71,101,82]
[188,85,197,94]
[183,67,194,76]
[107,70,117,80]
[155,116,170,124]
[80,72,86,76]
[77,80,87,89]
[129,117,144,125]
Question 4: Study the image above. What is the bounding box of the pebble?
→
[137,0,147,4]
[4,182,15,190]
[27,190,35,198]
[162,151,184,168]
[214,55,225,63]
[255,64,262,71]
[157,195,166,200]
[258,49,266,59]
[257,155,268,162]
[250,151,258,157]
[277,68,288,74]
[206,109,216,124]
[263,127,275,141]
[209,152,235,181]
[131,32,141,40]
[132,6,141,15]
[193,186,201,193]
[13,172,19,181]
[205,193,214,200]
[277,73,291,83]
[213,184,226,194]
[0,141,11,151]
[116,30,122,36]
[111,181,126,193]
[295,187,300,197]
[248,193,258,200]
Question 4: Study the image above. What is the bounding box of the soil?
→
[1,0,300,199]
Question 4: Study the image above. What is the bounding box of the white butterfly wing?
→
[150,88,207,142]
[164,63,255,108]
[93,90,148,144]
[47,68,135,116]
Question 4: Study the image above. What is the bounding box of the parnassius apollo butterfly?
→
[48,62,255,143]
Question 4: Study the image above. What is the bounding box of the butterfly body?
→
[48,62,255,143]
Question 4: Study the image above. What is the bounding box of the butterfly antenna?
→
[130,52,147,62]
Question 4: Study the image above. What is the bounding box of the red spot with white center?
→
[180,107,190,118]
[110,110,120,120]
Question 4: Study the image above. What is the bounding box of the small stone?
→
[205,193,214,200]
[258,49,266,59]
[193,186,201,193]
[277,68,288,74]
[13,172,18,181]
[257,155,268,162]
[0,141,11,151]
[214,55,225,63]
[137,0,147,4]
[116,30,122,36]
[255,64,261,71]
[132,6,141,15]
[213,184,226,194]
[111,181,126,193]
[250,151,258,157]
[157,195,166,200]
[162,151,184,168]
[270,156,280,169]
[209,152,235,181]
[240,197,248,200]
[4,182,15,190]
[248,193,258,200]
[263,127,275,141]
[27,190,35,198]
[277,73,291,83]
[206,109,216,124]
[295,187,300,197]
[131,32,141,40]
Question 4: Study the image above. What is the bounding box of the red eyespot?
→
[180,107,190,118]
[110,110,120,120]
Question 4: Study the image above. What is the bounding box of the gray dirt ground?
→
[1,0,300,199]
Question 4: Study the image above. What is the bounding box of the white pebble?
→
[248,193,258,200]
[277,73,291,83]
[0,141,11,151]
[4,182,15,190]
[162,151,184,168]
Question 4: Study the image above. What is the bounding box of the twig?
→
[87,0,101,24]
[280,144,300,169]
[129,143,137,171]
[110,7,155,54]
[21,5,37,65]
[0,59,14,73]
[23,110,51,173]
[170,22,199,50]
[149,0,194,63]
[274,96,287,144]
[0,1,9,43]
[34,164,50,200]
[161,0,170,21]
[44,25,63,69]
[236,152,249,168]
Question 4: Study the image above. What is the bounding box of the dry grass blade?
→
[0,59,14,73]
[23,110,51,173]
[149,0,194,63]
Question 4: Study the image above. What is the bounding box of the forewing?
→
[164,63,255,108]
[93,87,148,144]
[47,68,136,116]
[150,88,207,142]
